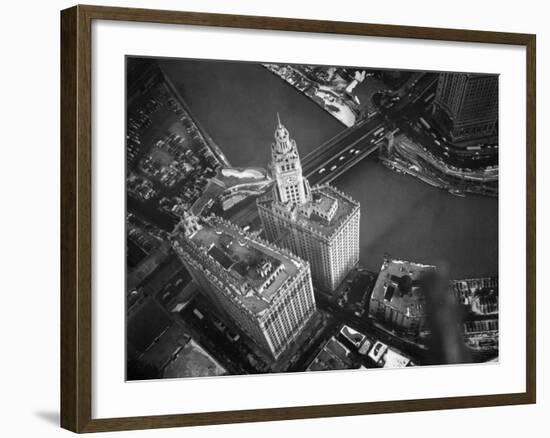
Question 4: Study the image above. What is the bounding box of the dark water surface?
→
[161,59,498,279]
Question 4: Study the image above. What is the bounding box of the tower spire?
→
[277,112,282,128]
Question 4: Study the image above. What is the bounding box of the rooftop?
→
[258,184,359,238]
[162,339,227,379]
[370,257,437,319]
[307,336,357,372]
[173,215,304,315]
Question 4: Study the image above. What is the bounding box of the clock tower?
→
[258,113,361,293]
[269,113,310,205]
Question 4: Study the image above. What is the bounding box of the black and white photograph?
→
[1,0,544,435]
[125,57,499,381]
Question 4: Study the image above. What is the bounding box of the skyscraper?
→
[171,212,316,359]
[432,73,498,148]
[269,113,312,206]
[257,115,360,292]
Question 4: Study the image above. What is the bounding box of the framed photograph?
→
[60,4,536,433]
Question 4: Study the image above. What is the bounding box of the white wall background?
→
[0,0,545,437]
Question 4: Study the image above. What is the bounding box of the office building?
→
[432,72,498,147]
[257,115,360,292]
[368,256,436,335]
[171,211,316,359]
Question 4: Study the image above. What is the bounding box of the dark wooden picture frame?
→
[60,4,536,433]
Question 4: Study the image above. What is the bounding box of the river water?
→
[159,59,343,168]
[159,58,498,279]
[332,157,497,278]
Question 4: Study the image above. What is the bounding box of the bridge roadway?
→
[227,113,386,228]
[226,73,439,229]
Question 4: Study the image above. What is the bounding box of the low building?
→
[368,256,436,335]
[307,337,358,372]
[463,317,499,354]
[471,288,498,315]
[450,277,498,306]
[432,72,498,149]
[381,348,412,368]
